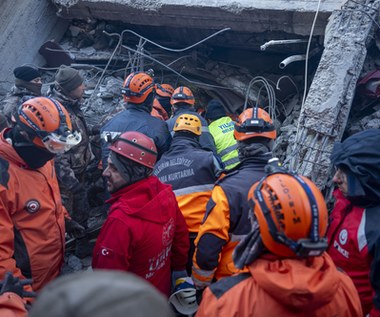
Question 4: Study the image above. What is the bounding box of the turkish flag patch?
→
[99,247,114,258]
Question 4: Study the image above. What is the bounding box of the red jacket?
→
[196,253,362,317]
[0,130,66,293]
[327,189,380,317]
[92,176,189,296]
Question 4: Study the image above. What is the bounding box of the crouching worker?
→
[92,131,190,297]
[196,164,362,317]
[0,97,83,298]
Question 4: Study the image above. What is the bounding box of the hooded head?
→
[331,129,380,207]
[205,99,227,121]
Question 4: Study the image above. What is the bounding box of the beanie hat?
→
[29,270,174,317]
[13,66,40,82]
[205,99,227,120]
[55,65,83,92]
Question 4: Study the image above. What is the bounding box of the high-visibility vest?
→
[209,116,239,170]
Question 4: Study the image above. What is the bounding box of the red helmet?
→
[17,97,81,153]
[170,86,195,106]
[121,72,155,104]
[234,107,276,141]
[108,131,157,168]
[248,171,328,258]
[156,83,174,98]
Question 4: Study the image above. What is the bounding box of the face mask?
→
[10,127,55,169]
[15,79,42,96]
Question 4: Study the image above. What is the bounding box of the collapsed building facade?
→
[1,0,380,195]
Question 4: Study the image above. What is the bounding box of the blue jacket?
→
[166,106,217,156]
[100,105,172,167]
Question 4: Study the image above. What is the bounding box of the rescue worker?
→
[327,128,380,316]
[196,167,362,317]
[166,86,217,156]
[0,97,83,294]
[153,114,222,273]
[1,65,43,127]
[151,83,174,120]
[205,99,240,170]
[92,131,189,297]
[192,107,276,289]
[100,71,172,167]
[48,65,93,241]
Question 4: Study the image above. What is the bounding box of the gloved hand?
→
[0,272,36,298]
[169,276,198,315]
[65,217,86,238]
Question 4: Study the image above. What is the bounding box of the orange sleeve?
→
[0,292,27,317]
[0,189,33,295]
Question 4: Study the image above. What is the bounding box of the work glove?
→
[0,272,36,298]
[169,276,198,315]
[65,217,86,238]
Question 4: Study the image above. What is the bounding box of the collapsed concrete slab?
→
[0,0,68,93]
[52,0,343,36]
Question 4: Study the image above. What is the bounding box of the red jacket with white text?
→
[327,189,380,317]
[92,176,189,297]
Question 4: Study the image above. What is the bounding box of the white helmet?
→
[169,277,198,315]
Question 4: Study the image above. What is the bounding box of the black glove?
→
[65,217,86,238]
[0,272,36,298]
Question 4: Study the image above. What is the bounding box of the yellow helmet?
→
[173,114,201,136]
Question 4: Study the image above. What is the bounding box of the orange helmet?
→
[121,72,155,104]
[156,83,174,98]
[173,114,201,136]
[248,171,328,258]
[170,86,195,106]
[17,97,81,153]
[234,107,276,141]
[108,131,157,168]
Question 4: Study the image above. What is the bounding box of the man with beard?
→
[92,131,189,297]
[326,129,380,317]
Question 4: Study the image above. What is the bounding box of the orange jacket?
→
[196,253,362,317]
[151,99,169,121]
[0,293,27,317]
[0,130,66,293]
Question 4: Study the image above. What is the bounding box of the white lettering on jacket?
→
[334,240,349,258]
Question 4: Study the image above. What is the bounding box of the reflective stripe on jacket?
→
[153,136,221,233]
[192,156,269,286]
[0,130,66,292]
[208,116,239,170]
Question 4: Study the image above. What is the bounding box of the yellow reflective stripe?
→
[173,184,214,196]
[218,143,238,157]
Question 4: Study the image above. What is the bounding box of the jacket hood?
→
[107,176,176,224]
[331,129,380,203]
[0,129,27,167]
[250,253,340,310]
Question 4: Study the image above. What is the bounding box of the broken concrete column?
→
[0,0,68,94]
[287,0,380,189]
